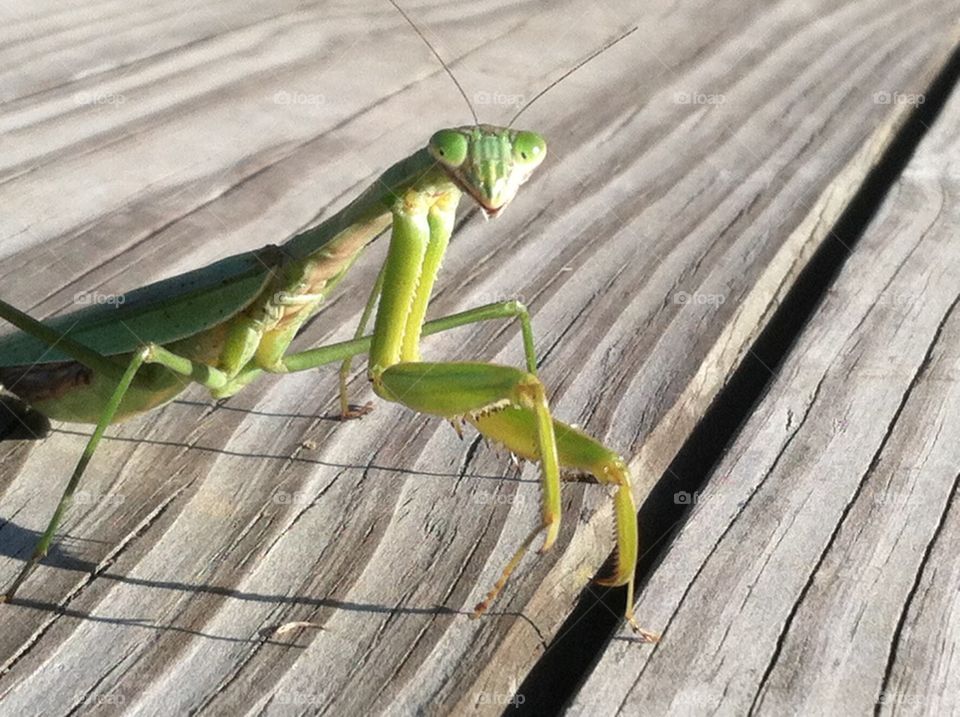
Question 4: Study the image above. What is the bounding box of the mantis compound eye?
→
[511,131,546,167]
[429,129,469,167]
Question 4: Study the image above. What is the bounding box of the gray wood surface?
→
[571,39,960,717]
[0,1,957,714]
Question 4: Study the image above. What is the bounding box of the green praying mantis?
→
[0,2,656,641]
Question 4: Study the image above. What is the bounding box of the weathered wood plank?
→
[0,1,957,714]
[571,45,960,717]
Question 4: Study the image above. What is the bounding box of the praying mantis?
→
[0,2,655,641]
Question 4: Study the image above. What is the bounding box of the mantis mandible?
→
[0,2,654,640]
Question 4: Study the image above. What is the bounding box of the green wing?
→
[0,247,279,366]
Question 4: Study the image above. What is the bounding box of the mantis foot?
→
[339,401,374,421]
[626,615,660,643]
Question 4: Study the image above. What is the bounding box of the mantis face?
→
[428,125,547,217]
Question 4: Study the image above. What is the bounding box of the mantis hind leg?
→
[0,349,148,601]
[0,340,232,601]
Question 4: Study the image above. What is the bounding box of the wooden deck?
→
[571,44,960,717]
[0,1,958,714]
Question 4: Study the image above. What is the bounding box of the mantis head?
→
[428,125,546,217]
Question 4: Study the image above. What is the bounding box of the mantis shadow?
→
[1,554,546,647]
[0,395,546,644]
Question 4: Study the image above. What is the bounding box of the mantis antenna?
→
[386,0,480,125]
[387,0,638,130]
[509,25,639,127]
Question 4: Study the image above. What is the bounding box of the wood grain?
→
[0,1,957,714]
[572,39,960,717]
